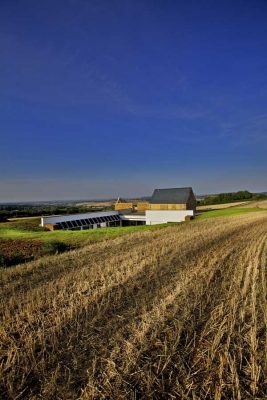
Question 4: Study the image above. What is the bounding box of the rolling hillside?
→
[1,212,267,399]
[239,199,267,209]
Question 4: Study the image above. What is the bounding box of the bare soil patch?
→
[0,239,42,265]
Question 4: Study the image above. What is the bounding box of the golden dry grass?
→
[197,201,248,210]
[197,199,267,210]
[239,199,267,209]
[1,212,267,399]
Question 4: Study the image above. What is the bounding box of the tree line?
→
[198,191,266,206]
[0,204,113,220]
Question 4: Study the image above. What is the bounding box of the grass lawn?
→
[0,217,171,245]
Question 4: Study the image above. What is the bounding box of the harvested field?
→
[197,199,267,211]
[0,212,267,399]
[197,201,248,210]
[239,199,267,209]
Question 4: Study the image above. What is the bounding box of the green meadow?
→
[0,207,265,244]
[0,218,168,245]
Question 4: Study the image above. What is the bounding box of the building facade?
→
[41,187,197,230]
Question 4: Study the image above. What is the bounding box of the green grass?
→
[196,207,266,220]
[0,218,172,245]
[1,208,266,246]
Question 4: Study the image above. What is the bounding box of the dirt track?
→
[0,212,267,399]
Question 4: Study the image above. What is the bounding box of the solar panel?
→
[52,214,123,230]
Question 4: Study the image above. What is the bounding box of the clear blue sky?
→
[0,0,267,201]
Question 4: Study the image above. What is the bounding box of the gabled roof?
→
[150,187,194,204]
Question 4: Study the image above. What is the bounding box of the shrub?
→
[0,254,6,267]
[41,241,69,256]
[0,253,27,267]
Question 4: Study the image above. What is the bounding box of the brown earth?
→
[0,239,42,262]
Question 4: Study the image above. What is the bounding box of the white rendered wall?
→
[41,210,119,226]
[145,210,194,225]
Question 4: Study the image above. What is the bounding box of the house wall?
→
[187,192,197,211]
[146,210,194,225]
[115,202,133,211]
[136,202,150,212]
[43,223,59,231]
[149,203,187,210]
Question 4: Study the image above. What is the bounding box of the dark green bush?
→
[0,254,5,267]
[41,241,69,256]
[0,253,28,268]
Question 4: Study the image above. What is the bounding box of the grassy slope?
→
[196,207,265,219]
[1,213,267,399]
[197,200,248,210]
[239,199,267,208]
[0,208,266,249]
[0,218,172,245]
[197,198,267,211]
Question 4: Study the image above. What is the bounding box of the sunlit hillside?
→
[1,212,267,399]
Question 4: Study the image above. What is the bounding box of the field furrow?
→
[0,213,266,399]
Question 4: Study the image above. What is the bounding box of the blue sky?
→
[0,0,267,201]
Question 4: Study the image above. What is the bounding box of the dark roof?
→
[150,187,194,204]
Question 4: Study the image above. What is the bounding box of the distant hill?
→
[198,191,267,206]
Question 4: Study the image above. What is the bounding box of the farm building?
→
[114,198,134,211]
[41,211,122,231]
[149,187,196,211]
[146,187,196,225]
[41,187,196,230]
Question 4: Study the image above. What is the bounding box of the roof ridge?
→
[154,187,192,190]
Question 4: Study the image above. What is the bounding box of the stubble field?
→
[0,212,267,399]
